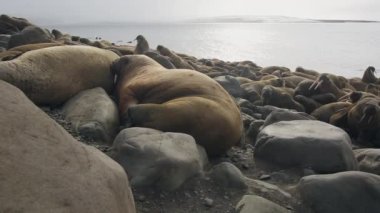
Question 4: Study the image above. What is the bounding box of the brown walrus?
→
[0,45,119,105]
[157,45,194,70]
[261,85,305,112]
[347,96,380,145]
[111,55,242,156]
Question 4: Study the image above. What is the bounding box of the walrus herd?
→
[1,14,380,212]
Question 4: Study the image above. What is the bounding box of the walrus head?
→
[349,91,363,103]
[362,66,377,84]
[157,45,170,56]
[309,74,331,91]
[309,73,346,98]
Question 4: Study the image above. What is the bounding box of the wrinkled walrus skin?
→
[111,55,243,156]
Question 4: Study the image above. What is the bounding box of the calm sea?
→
[51,23,380,78]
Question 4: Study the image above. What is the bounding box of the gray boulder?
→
[209,162,247,189]
[0,34,10,49]
[111,127,208,191]
[236,195,289,213]
[214,75,245,98]
[255,120,357,173]
[8,25,53,48]
[62,87,119,144]
[298,171,380,213]
[0,80,135,213]
[354,149,380,175]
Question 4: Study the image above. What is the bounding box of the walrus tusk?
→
[359,114,366,123]
[314,80,324,90]
[368,115,374,124]
[309,80,318,90]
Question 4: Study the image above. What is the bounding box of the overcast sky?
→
[1,0,379,25]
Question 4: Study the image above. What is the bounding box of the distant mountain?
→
[189,16,379,23]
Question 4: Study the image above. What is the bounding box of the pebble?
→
[259,174,271,180]
[137,195,146,202]
[204,198,214,207]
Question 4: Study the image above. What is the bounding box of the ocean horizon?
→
[48,22,380,78]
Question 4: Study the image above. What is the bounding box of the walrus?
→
[311,102,353,124]
[308,74,347,100]
[362,66,377,84]
[261,85,305,112]
[241,78,284,102]
[259,66,290,75]
[144,51,175,69]
[111,55,242,156]
[157,45,194,70]
[0,50,22,61]
[347,96,380,145]
[295,67,319,77]
[133,35,149,54]
[294,95,321,114]
[0,45,119,105]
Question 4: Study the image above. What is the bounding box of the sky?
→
[1,0,379,25]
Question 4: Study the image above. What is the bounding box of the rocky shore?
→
[1,14,380,213]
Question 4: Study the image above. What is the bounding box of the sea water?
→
[51,22,380,78]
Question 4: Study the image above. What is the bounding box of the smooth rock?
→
[62,87,119,144]
[354,149,380,175]
[255,120,357,173]
[8,25,53,48]
[236,195,289,213]
[111,127,208,191]
[209,162,247,189]
[298,171,380,213]
[214,75,245,98]
[0,80,135,213]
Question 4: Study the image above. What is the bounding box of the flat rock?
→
[298,171,380,213]
[236,195,289,213]
[255,120,357,173]
[0,80,135,213]
[354,149,380,175]
[111,127,208,191]
[62,87,119,144]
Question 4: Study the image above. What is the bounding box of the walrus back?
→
[0,45,119,105]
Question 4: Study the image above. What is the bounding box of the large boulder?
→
[62,87,119,144]
[255,120,357,173]
[354,149,380,175]
[297,171,380,213]
[236,195,289,213]
[8,25,53,48]
[0,80,135,213]
[111,127,208,191]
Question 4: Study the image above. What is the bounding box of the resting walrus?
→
[0,45,119,105]
[111,55,242,156]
